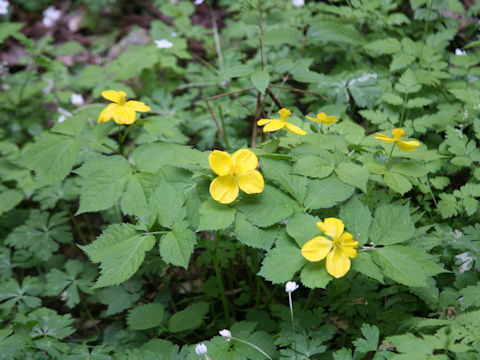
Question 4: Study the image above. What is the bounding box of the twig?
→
[266,88,284,109]
[205,100,226,144]
[204,87,256,101]
[252,92,263,147]
[270,84,327,100]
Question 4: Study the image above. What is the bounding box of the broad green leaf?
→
[261,158,307,203]
[21,133,82,186]
[371,203,415,245]
[353,324,380,353]
[387,333,434,355]
[0,23,24,43]
[293,155,334,179]
[258,246,307,284]
[150,182,186,228]
[391,161,429,177]
[234,213,277,250]
[352,252,384,283]
[264,26,302,46]
[28,308,75,340]
[236,185,299,227]
[304,176,355,210]
[127,303,165,330]
[364,38,401,55]
[250,70,270,95]
[372,246,430,288]
[168,302,209,332]
[121,174,148,217]
[0,189,23,216]
[300,262,332,289]
[384,172,412,195]
[97,281,141,316]
[76,156,132,214]
[339,195,371,245]
[286,212,320,247]
[197,199,236,231]
[407,97,433,108]
[380,93,403,106]
[335,162,369,193]
[159,227,196,269]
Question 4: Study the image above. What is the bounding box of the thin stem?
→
[288,292,298,360]
[259,6,267,69]
[230,336,273,360]
[363,182,376,205]
[209,4,224,71]
[65,207,88,245]
[204,87,255,101]
[252,91,263,147]
[120,124,133,144]
[266,88,283,109]
[385,143,396,170]
[269,84,328,101]
[419,0,433,60]
[82,302,101,335]
[399,92,409,128]
[212,232,231,327]
[205,100,226,146]
[101,143,118,154]
[425,174,440,210]
[217,105,230,150]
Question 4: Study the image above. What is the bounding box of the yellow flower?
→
[306,112,339,125]
[97,90,150,125]
[301,218,358,278]
[374,128,420,151]
[257,108,306,135]
[209,149,264,204]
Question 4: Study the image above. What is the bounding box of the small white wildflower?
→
[292,0,305,7]
[154,39,174,49]
[42,77,54,95]
[194,0,204,4]
[456,252,474,273]
[171,31,177,38]
[285,281,299,293]
[195,342,208,355]
[42,6,61,27]
[219,329,231,341]
[455,48,467,56]
[0,0,9,15]
[70,93,85,106]
[57,107,72,123]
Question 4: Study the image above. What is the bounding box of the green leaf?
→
[258,246,307,284]
[121,174,148,217]
[150,182,186,228]
[308,20,362,45]
[293,155,334,179]
[339,195,371,245]
[304,176,355,210]
[81,223,155,288]
[0,189,23,216]
[97,281,141,316]
[168,302,209,332]
[286,212,320,247]
[438,193,459,218]
[234,213,277,250]
[197,199,236,231]
[387,333,434,356]
[0,22,24,43]
[264,26,302,46]
[159,227,196,269]
[28,308,75,340]
[364,38,401,55]
[353,324,380,353]
[407,97,433,108]
[352,252,384,283]
[76,156,132,214]
[380,93,404,106]
[236,185,299,227]
[335,162,369,193]
[384,172,412,195]
[21,133,82,186]
[261,158,307,203]
[371,203,415,245]
[250,70,270,95]
[127,303,165,330]
[391,161,429,177]
[300,262,332,289]
[372,246,430,288]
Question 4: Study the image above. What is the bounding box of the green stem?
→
[419,0,433,60]
[213,232,231,327]
[288,292,298,360]
[385,143,397,170]
[230,336,273,360]
[120,124,133,144]
[363,182,376,205]
[217,105,230,150]
[65,206,87,245]
[251,249,261,309]
[398,92,409,128]
[83,302,101,335]
[101,143,118,154]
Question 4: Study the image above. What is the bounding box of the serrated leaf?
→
[300,262,332,289]
[261,158,307,203]
[391,162,429,177]
[168,302,208,332]
[0,189,23,216]
[286,212,320,247]
[364,38,401,55]
[390,51,415,72]
[0,22,24,43]
[150,182,186,228]
[352,252,384,283]
[127,303,165,330]
[384,172,412,195]
[121,174,148,217]
[293,155,334,179]
[372,203,415,245]
[407,97,433,108]
[264,26,302,46]
[353,324,379,353]
[197,199,236,231]
[335,162,369,193]
[250,70,270,95]
[159,227,196,269]
[339,195,371,245]
[259,246,307,284]
[380,93,404,106]
[234,213,277,250]
[304,176,355,210]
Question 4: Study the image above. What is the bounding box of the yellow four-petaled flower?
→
[301,218,358,278]
[209,149,264,204]
[374,128,420,151]
[306,112,339,125]
[257,108,306,135]
[98,90,150,125]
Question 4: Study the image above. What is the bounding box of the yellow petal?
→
[97,103,116,123]
[237,170,264,194]
[209,150,234,176]
[262,120,285,132]
[316,218,344,240]
[278,108,292,121]
[337,232,358,258]
[284,122,306,135]
[232,149,258,172]
[209,175,239,204]
[125,100,150,112]
[321,116,339,125]
[306,115,319,122]
[257,119,272,126]
[392,128,405,141]
[374,133,395,143]
[102,90,127,104]
[397,140,420,151]
[301,237,333,262]
[326,248,351,278]
[112,105,136,125]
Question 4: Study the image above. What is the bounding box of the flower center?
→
[118,96,127,105]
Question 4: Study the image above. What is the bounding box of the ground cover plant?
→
[1,0,480,358]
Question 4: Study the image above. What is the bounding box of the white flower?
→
[456,252,474,273]
[455,48,467,56]
[42,6,61,27]
[70,93,85,106]
[292,0,305,7]
[219,329,231,341]
[0,0,9,15]
[154,39,174,49]
[285,281,299,293]
[57,107,72,123]
[195,342,208,355]
[194,0,204,4]
[171,32,177,37]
